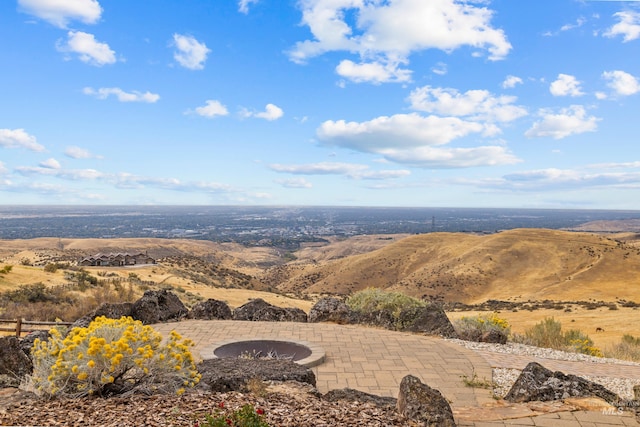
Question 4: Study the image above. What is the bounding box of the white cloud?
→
[16,166,104,180]
[560,17,586,32]
[604,11,640,42]
[191,100,229,118]
[289,0,511,83]
[275,177,313,188]
[502,75,523,89]
[0,162,7,175]
[525,105,599,139]
[602,70,640,96]
[335,59,411,84]
[0,128,45,151]
[18,0,102,28]
[83,87,160,103]
[172,34,210,70]
[239,0,259,14]
[40,158,61,169]
[65,146,102,159]
[242,104,284,121]
[316,113,519,168]
[431,62,447,76]
[269,162,410,179]
[498,167,640,192]
[549,74,584,97]
[57,31,116,66]
[408,86,528,123]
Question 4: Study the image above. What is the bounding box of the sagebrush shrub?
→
[454,312,511,341]
[513,317,602,357]
[28,316,201,398]
[605,334,640,362]
[346,288,426,318]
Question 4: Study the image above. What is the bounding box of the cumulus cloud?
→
[335,59,411,84]
[65,146,102,159]
[16,166,104,180]
[525,105,599,139]
[275,177,313,188]
[238,0,259,14]
[408,86,528,123]
[83,87,160,103]
[39,158,61,169]
[190,100,229,118]
[269,162,410,179]
[289,0,511,83]
[0,128,45,151]
[316,113,519,168]
[242,104,284,121]
[57,31,116,66]
[602,70,640,96]
[549,74,584,97]
[604,11,640,42]
[18,0,102,28]
[502,75,523,89]
[172,34,210,70]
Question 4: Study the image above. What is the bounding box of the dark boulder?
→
[479,329,508,344]
[397,305,458,338]
[197,358,316,392]
[308,297,354,324]
[505,362,620,405]
[130,290,187,325]
[354,309,397,330]
[0,336,33,387]
[20,330,50,357]
[232,299,307,322]
[70,302,133,329]
[188,299,232,320]
[323,388,397,409]
[397,374,456,426]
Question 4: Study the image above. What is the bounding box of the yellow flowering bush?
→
[28,316,201,398]
[454,312,511,342]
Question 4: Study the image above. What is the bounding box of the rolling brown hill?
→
[267,229,640,304]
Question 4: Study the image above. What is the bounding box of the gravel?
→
[447,338,640,401]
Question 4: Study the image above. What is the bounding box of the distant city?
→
[1,206,639,249]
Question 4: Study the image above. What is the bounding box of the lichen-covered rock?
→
[397,374,456,426]
[130,290,187,325]
[0,336,33,387]
[197,358,316,392]
[70,302,133,329]
[188,299,232,320]
[308,297,354,324]
[505,362,620,405]
[397,305,458,338]
[232,298,307,322]
[354,309,397,330]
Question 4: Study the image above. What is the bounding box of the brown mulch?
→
[0,384,418,427]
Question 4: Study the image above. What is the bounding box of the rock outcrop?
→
[0,337,33,387]
[397,374,456,426]
[308,297,354,324]
[130,290,188,325]
[505,362,620,405]
[323,388,397,409]
[70,302,133,329]
[188,299,232,320]
[197,358,316,392]
[397,305,458,338]
[233,298,307,322]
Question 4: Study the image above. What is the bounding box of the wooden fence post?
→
[15,318,22,337]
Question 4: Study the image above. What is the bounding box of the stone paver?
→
[152,320,640,426]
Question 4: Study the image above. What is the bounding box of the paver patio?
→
[153,320,640,426]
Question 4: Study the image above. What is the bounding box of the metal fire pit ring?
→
[202,338,325,368]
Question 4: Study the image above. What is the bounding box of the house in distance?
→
[79,252,156,267]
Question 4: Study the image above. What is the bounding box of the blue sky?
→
[1,0,640,208]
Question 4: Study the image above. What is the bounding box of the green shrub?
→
[0,265,13,274]
[204,403,269,427]
[605,334,640,362]
[514,317,602,357]
[454,312,511,341]
[27,316,201,398]
[346,288,426,318]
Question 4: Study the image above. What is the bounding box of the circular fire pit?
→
[203,338,325,368]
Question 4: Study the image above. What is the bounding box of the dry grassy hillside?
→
[268,229,640,304]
